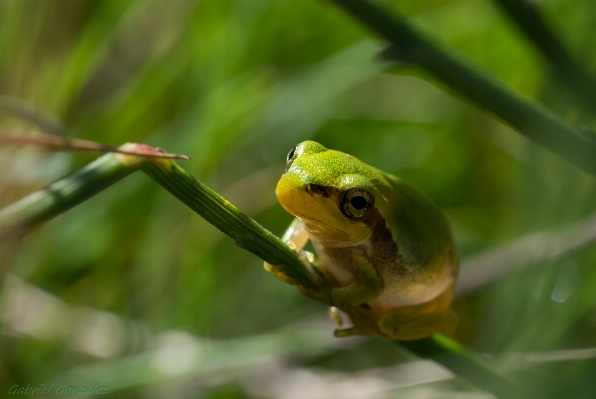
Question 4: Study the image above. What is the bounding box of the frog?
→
[265,140,458,341]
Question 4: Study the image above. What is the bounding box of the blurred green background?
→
[2,0,596,398]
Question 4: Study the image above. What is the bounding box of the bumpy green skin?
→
[272,141,458,340]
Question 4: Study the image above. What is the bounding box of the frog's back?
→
[366,173,458,309]
[386,175,456,269]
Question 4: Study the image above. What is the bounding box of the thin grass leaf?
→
[491,0,596,114]
[0,95,69,137]
[0,132,190,160]
[329,0,596,177]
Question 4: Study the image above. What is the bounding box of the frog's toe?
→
[263,262,300,285]
[333,326,362,338]
[328,306,343,326]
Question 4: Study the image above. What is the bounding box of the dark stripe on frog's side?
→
[361,207,406,277]
[302,184,406,280]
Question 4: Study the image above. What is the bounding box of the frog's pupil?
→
[287,147,296,162]
[350,196,367,210]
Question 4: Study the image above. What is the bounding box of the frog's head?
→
[276,141,395,246]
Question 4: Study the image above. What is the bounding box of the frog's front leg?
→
[329,256,384,336]
[264,218,311,285]
[330,256,383,309]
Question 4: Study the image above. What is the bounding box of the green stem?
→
[492,0,596,114]
[0,153,141,242]
[141,160,318,288]
[401,335,528,399]
[329,0,596,177]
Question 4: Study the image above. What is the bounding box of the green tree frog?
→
[265,141,458,340]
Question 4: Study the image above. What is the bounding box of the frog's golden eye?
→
[341,188,374,218]
[285,145,298,172]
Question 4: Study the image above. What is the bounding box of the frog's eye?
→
[285,145,298,171]
[341,188,374,218]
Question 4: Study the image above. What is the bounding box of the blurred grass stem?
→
[402,335,527,399]
[457,210,596,295]
[0,95,69,137]
[492,0,596,114]
[0,152,141,242]
[329,0,596,177]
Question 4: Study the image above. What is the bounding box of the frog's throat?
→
[298,217,371,248]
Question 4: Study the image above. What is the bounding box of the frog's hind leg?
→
[333,317,381,338]
[330,305,382,338]
[379,308,458,341]
[334,326,364,338]
[328,306,363,337]
[378,282,458,340]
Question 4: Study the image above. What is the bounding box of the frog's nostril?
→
[285,145,299,173]
[287,146,296,162]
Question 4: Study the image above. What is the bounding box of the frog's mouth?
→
[277,177,372,245]
[297,215,371,247]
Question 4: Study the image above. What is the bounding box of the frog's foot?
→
[266,218,326,287]
[333,318,378,338]
[379,309,458,341]
[263,262,301,285]
[333,326,363,338]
